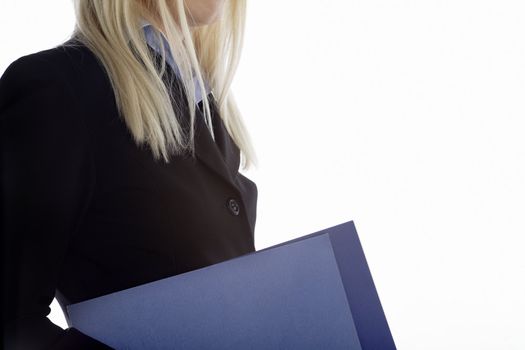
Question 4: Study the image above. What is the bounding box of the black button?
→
[227,198,240,216]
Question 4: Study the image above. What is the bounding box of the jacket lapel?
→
[192,94,240,188]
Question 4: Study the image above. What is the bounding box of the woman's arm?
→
[1,54,112,349]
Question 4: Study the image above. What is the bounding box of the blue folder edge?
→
[258,220,396,349]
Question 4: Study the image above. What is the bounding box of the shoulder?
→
[0,39,104,134]
[0,40,74,93]
[0,38,91,83]
[0,41,97,176]
[0,38,113,114]
[2,38,106,84]
[0,49,60,106]
[0,47,69,116]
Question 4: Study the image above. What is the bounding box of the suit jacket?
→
[0,38,257,349]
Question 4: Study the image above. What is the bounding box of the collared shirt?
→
[139,19,210,103]
[139,19,215,142]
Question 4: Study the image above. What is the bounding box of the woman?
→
[0,0,257,348]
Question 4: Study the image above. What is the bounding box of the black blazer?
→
[0,38,257,349]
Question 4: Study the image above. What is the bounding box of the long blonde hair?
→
[68,0,256,169]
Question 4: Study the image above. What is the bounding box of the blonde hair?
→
[68,0,256,169]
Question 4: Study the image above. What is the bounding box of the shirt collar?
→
[139,19,209,103]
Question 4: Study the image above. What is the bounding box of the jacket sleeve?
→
[1,55,112,349]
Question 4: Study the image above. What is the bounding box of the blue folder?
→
[66,220,396,349]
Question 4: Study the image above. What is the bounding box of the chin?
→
[194,13,221,26]
[188,0,225,26]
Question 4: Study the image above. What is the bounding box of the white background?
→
[1,1,524,349]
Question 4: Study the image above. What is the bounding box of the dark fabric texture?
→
[0,38,257,349]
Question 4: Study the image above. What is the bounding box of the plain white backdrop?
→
[1,1,524,349]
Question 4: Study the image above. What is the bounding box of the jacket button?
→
[227,198,240,216]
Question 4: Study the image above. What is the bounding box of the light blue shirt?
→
[139,20,210,103]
